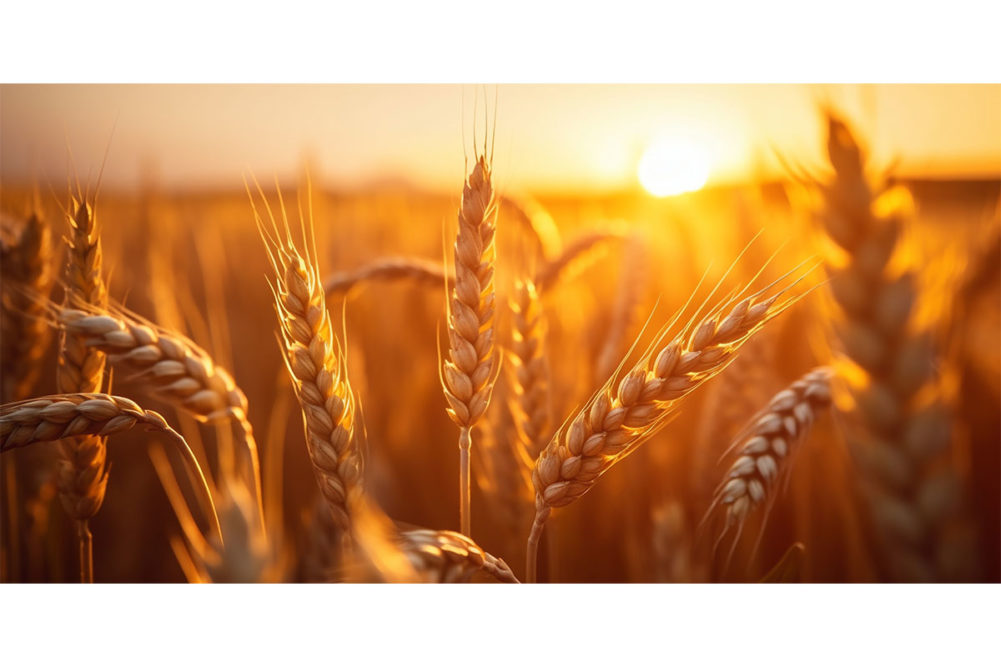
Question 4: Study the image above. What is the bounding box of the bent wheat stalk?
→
[54,304,263,527]
[252,181,363,534]
[500,194,561,263]
[1,393,219,538]
[152,447,278,583]
[441,154,498,536]
[323,256,452,298]
[535,227,625,292]
[526,269,808,581]
[56,198,110,583]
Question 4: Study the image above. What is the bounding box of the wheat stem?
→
[76,520,93,583]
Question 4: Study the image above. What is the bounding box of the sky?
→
[1,84,999,194]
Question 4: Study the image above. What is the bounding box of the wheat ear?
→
[345,495,518,583]
[399,529,519,583]
[441,154,498,536]
[1,393,219,538]
[508,279,552,462]
[252,182,363,535]
[55,305,262,518]
[526,270,807,581]
[818,114,972,582]
[55,199,110,582]
[323,256,452,298]
[709,367,832,541]
[1,209,53,403]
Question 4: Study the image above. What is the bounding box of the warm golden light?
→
[638,136,712,196]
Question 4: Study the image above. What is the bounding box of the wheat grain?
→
[253,183,363,535]
[442,154,498,536]
[1,393,219,538]
[526,272,806,581]
[508,278,552,462]
[399,528,519,583]
[710,367,832,533]
[55,305,262,506]
[55,198,110,582]
[692,332,778,505]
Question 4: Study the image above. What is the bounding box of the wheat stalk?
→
[526,270,807,581]
[441,154,498,536]
[252,182,363,536]
[55,198,110,582]
[817,113,972,582]
[709,367,832,539]
[651,500,695,583]
[1,209,53,403]
[151,445,278,583]
[323,256,452,298]
[1,393,219,539]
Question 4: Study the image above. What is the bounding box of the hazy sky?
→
[1,84,998,193]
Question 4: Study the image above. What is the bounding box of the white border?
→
[2,2,1000,83]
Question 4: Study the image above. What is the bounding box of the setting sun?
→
[638,136,712,196]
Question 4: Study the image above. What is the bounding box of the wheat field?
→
[1,91,998,585]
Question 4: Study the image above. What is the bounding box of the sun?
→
[638,136,712,197]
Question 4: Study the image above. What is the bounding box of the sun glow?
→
[638,136,712,197]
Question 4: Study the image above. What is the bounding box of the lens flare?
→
[638,136,712,196]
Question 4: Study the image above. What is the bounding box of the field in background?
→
[1,164,999,582]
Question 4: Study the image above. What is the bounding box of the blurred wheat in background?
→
[0,84,998,583]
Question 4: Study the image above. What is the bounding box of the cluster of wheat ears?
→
[0,112,991,583]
